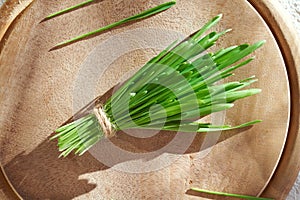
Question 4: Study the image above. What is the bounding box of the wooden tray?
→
[0,0,299,199]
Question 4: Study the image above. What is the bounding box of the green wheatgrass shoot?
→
[51,14,264,157]
[45,1,176,48]
[190,188,273,200]
[43,0,94,20]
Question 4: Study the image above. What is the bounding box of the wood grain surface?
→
[0,0,298,199]
[247,0,300,199]
[0,0,33,40]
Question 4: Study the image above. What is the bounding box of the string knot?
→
[93,105,115,138]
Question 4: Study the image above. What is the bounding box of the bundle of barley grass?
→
[51,14,264,157]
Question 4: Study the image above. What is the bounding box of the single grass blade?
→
[190,188,273,200]
[191,14,223,40]
[43,0,94,21]
[53,1,176,48]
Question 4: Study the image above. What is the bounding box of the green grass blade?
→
[191,14,222,40]
[196,120,262,132]
[190,188,273,200]
[53,1,176,47]
[135,119,261,133]
[43,0,94,21]
[216,41,266,70]
[104,39,180,113]
[209,88,262,104]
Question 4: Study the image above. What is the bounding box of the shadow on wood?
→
[0,85,251,199]
[4,89,252,199]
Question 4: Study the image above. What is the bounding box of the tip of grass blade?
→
[189,187,273,200]
[212,14,223,24]
[253,40,266,49]
[41,0,95,22]
[213,14,223,22]
[240,75,256,82]
[230,120,262,130]
[249,88,262,95]
[169,0,177,5]
[58,152,66,158]
[225,28,232,33]
[50,133,59,140]
[242,119,262,126]
[50,129,67,140]
[258,40,267,45]
[191,14,224,40]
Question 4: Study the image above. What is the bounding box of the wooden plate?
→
[0,0,299,199]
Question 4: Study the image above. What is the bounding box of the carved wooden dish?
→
[0,0,299,199]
